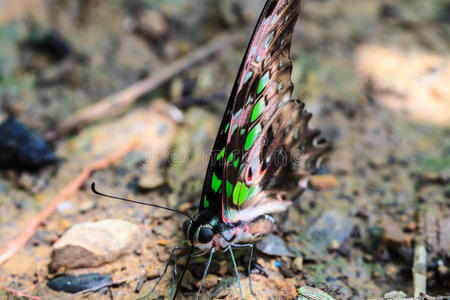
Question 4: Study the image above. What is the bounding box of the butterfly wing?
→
[220,0,330,223]
[198,0,298,214]
[200,0,330,224]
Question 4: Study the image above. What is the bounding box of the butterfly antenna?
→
[172,246,194,300]
[91,182,193,221]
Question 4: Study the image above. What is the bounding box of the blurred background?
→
[0,0,449,299]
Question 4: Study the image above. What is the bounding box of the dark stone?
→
[47,273,112,294]
[0,117,57,170]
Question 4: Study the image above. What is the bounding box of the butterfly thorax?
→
[183,210,276,252]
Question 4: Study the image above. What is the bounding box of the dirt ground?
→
[0,0,449,299]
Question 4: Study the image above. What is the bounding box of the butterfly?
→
[93,0,330,298]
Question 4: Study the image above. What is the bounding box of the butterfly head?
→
[182,219,214,247]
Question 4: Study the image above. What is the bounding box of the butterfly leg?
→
[226,244,244,299]
[139,246,187,300]
[232,243,255,295]
[195,248,216,300]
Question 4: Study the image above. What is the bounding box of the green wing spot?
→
[211,172,222,193]
[251,98,266,122]
[257,72,270,94]
[231,124,238,136]
[227,152,234,163]
[246,185,261,201]
[233,157,240,168]
[239,163,244,173]
[216,147,225,161]
[224,123,230,133]
[238,184,248,206]
[226,181,233,198]
[256,55,261,63]
[240,129,245,135]
[233,182,242,205]
[245,124,262,151]
[243,71,253,84]
[265,31,274,49]
[204,195,209,208]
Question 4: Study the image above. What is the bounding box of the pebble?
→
[47,273,112,294]
[383,290,408,298]
[0,117,58,170]
[291,256,303,273]
[79,199,96,213]
[309,174,339,190]
[218,260,228,275]
[380,214,409,246]
[196,274,218,289]
[51,219,140,270]
[329,239,340,250]
[306,210,355,255]
[136,9,168,39]
[256,234,295,257]
[297,286,336,300]
[157,239,170,246]
[138,171,165,190]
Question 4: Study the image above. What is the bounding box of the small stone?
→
[138,171,165,190]
[306,210,355,255]
[329,239,340,250]
[406,221,416,232]
[297,286,336,300]
[157,252,170,262]
[51,219,140,270]
[157,239,169,246]
[59,219,72,232]
[256,234,295,257]
[383,290,408,298]
[256,257,266,268]
[136,9,169,39]
[283,280,298,299]
[47,273,112,293]
[386,264,397,275]
[178,202,192,212]
[309,174,339,190]
[291,256,303,273]
[275,278,286,290]
[79,199,96,213]
[218,260,228,275]
[196,274,218,289]
[145,262,160,279]
[380,215,409,246]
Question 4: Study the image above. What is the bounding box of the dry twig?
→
[0,285,42,300]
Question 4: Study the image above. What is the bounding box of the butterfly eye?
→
[198,227,213,244]
[182,220,191,238]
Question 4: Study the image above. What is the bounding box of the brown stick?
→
[45,32,242,140]
[0,285,42,300]
[0,125,144,266]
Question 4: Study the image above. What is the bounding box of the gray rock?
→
[256,234,295,257]
[306,210,355,255]
[51,219,140,270]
